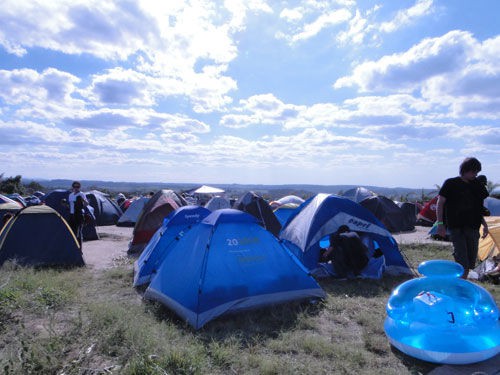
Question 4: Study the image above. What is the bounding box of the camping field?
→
[0,242,498,375]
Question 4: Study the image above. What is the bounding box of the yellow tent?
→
[478,216,500,261]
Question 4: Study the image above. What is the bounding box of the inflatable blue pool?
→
[384,260,500,364]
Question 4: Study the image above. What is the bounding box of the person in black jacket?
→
[436,157,489,279]
[321,225,369,278]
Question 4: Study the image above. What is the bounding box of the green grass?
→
[0,243,498,374]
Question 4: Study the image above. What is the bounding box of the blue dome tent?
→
[144,209,325,329]
[85,190,123,226]
[279,194,410,274]
[134,205,211,287]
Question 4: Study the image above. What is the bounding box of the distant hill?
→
[26,178,436,202]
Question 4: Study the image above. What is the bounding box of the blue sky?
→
[0,0,499,188]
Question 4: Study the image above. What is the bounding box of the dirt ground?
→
[82,226,134,270]
[81,225,450,270]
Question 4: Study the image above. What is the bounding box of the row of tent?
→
[126,187,422,257]
[2,186,499,329]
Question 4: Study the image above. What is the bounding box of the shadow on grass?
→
[144,297,323,346]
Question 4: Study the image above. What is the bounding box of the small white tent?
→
[117,197,149,227]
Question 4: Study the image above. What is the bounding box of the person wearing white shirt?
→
[68,181,88,248]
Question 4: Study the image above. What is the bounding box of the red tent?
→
[417,196,438,225]
[128,190,184,254]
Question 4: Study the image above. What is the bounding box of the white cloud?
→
[336,9,370,45]
[0,1,270,113]
[279,7,304,22]
[84,68,158,107]
[334,30,476,92]
[379,0,434,33]
[290,9,352,42]
[0,119,71,145]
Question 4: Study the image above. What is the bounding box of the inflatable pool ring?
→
[384,260,500,364]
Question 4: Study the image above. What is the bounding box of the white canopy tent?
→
[193,185,225,195]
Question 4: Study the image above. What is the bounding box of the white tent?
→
[204,196,231,211]
[193,185,225,194]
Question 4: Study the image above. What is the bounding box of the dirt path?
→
[81,226,134,270]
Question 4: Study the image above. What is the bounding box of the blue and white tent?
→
[144,208,325,329]
[134,205,211,287]
[279,194,410,274]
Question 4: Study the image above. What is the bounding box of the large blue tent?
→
[134,205,211,287]
[144,209,325,329]
[279,194,410,274]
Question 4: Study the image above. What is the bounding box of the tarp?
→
[0,205,84,267]
[279,193,410,273]
[478,216,500,261]
[134,206,211,287]
[144,209,325,329]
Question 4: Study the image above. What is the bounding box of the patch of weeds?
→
[0,287,20,330]
[208,340,235,369]
[35,286,70,309]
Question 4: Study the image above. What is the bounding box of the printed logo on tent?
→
[225,236,265,264]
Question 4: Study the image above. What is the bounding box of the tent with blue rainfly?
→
[144,209,325,329]
[273,203,301,227]
[0,205,84,267]
[279,194,411,274]
[134,205,211,287]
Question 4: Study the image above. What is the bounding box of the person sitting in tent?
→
[321,225,370,278]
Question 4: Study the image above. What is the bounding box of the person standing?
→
[436,157,489,279]
[68,181,88,248]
